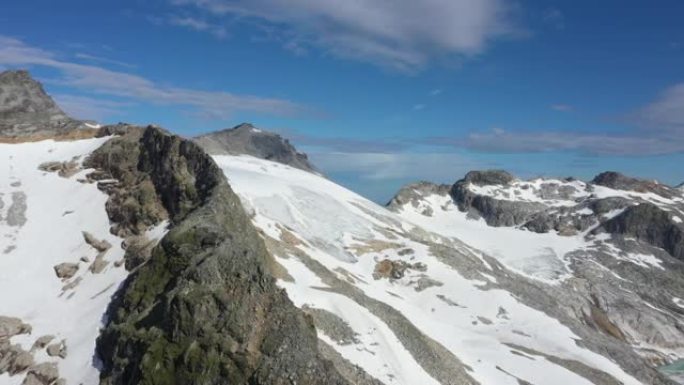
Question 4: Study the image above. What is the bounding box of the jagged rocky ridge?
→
[388,170,684,382]
[0,70,86,139]
[86,125,347,384]
[194,123,317,173]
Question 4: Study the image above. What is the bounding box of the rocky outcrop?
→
[194,123,318,173]
[386,182,450,215]
[450,170,545,226]
[0,70,85,139]
[592,171,675,199]
[94,126,347,385]
[595,203,684,262]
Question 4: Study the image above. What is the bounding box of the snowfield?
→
[214,154,644,385]
[0,138,164,385]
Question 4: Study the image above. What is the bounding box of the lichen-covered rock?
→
[95,126,347,385]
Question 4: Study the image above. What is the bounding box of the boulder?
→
[52,263,78,279]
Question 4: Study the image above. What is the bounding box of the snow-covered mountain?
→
[1,70,683,385]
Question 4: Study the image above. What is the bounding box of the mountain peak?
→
[193,123,318,173]
[0,69,82,138]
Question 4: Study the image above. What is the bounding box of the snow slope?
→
[214,154,644,385]
[0,138,165,385]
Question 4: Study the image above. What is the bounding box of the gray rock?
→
[0,316,31,338]
[0,341,33,375]
[94,126,348,385]
[88,252,109,274]
[592,171,675,199]
[595,203,684,262]
[82,232,111,252]
[21,363,59,385]
[31,335,54,351]
[386,181,450,213]
[450,174,545,227]
[0,70,84,138]
[194,123,318,173]
[53,263,79,279]
[46,340,67,359]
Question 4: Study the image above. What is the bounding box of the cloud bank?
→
[0,35,306,120]
[171,0,520,71]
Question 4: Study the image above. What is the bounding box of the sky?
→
[1,0,683,202]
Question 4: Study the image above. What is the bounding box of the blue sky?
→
[1,0,683,202]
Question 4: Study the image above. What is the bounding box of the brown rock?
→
[82,231,111,252]
[53,263,79,279]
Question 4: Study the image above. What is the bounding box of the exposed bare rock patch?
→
[373,259,427,280]
[82,231,111,252]
[21,363,60,385]
[37,159,80,178]
[30,336,54,352]
[88,252,109,274]
[52,263,78,279]
[45,340,67,359]
[0,316,32,338]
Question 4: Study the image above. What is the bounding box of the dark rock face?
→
[450,171,544,227]
[596,203,684,262]
[461,170,514,186]
[194,123,318,173]
[94,126,347,385]
[0,70,83,137]
[592,171,674,199]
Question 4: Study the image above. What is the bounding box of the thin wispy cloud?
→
[0,35,308,121]
[430,89,443,96]
[52,94,131,121]
[168,16,228,39]
[551,104,573,112]
[630,82,684,132]
[170,0,522,71]
[74,53,136,69]
[310,152,487,181]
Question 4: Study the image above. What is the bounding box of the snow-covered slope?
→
[214,155,668,385]
[0,138,165,385]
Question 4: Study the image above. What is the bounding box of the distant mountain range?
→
[1,69,683,385]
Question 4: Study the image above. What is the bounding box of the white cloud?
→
[413,104,425,111]
[0,35,306,120]
[171,0,520,71]
[463,127,684,156]
[52,94,131,121]
[310,152,486,181]
[631,83,684,131]
[551,104,572,112]
[430,89,442,96]
[168,16,228,39]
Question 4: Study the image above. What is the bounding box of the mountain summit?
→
[0,70,83,138]
[193,123,317,173]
